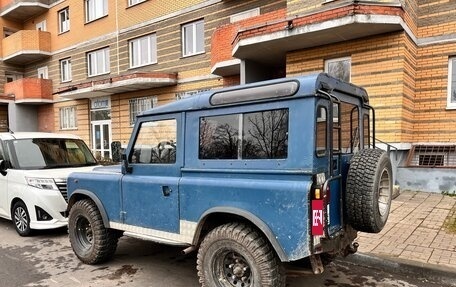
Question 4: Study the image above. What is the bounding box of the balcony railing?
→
[2,30,51,65]
[4,78,53,104]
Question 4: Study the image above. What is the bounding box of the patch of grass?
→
[444,206,456,234]
[441,190,456,197]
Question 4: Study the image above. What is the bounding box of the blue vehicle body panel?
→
[179,172,313,260]
[68,169,122,223]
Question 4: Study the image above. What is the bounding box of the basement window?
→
[407,145,456,167]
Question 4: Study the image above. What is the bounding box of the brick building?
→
[0,0,455,191]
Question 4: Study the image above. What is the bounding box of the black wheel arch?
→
[194,207,288,262]
[68,190,110,228]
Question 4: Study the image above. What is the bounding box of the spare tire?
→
[345,149,392,233]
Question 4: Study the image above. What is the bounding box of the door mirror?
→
[0,160,8,176]
[121,153,132,174]
[111,141,122,162]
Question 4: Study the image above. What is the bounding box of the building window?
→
[5,73,22,83]
[87,48,110,77]
[447,58,456,108]
[85,0,108,23]
[129,34,157,68]
[182,20,204,57]
[128,0,146,7]
[129,96,157,125]
[37,66,48,79]
[58,8,70,33]
[407,145,456,167]
[60,58,72,82]
[60,106,77,130]
[230,8,260,23]
[325,57,351,82]
[176,89,210,100]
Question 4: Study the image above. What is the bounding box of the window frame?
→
[60,58,72,83]
[85,0,108,23]
[87,47,110,77]
[59,106,77,130]
[181,19,205,57]
[324,56,351,82]
[128,0,146,7]
[230,8,260,23]
[447,57,456,109]
[129,33,157,68]
[129,96,157,125]
[58,7,70,34]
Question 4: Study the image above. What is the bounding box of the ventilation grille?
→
[55,178,68,202]
[408,145,456,167]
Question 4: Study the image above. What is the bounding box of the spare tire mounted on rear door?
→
[345,149,393,233]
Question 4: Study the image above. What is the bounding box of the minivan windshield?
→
[8,138,98,169]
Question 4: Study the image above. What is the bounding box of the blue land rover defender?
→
[67,73,392,286]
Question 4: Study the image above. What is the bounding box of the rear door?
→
[317,98,361,237]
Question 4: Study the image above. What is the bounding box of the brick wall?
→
[414,42,456,142]
[287,32,415,144]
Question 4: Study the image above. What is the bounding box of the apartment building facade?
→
[0,0,455,192]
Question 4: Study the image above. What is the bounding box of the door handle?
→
[162,186,172,197]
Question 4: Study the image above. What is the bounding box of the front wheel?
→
[68,199,120,264]
[197,222,285,287]
[12,201,31,236]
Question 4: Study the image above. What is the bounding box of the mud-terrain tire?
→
[197,222,285,287]
[68,199,120,264]
[12,201,31,236]
[346,149,392,233]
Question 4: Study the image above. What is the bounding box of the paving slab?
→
[356,190,456,272]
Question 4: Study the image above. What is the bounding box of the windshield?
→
[8,138,97,169]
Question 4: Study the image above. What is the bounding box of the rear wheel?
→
[12,201,31,236]
[68,199,120,264]
[197,222,285,287]
[345,149,393,233]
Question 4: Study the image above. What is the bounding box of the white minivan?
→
[0,132,98,236]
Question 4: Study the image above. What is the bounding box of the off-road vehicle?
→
[66,73,392,286]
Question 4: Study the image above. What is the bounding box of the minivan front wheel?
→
[12,201,31,236]
[68,199,120,264]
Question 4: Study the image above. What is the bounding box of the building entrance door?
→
[92,120,111,160]
[90,97,112,160]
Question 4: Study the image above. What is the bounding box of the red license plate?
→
[312,200,324,236]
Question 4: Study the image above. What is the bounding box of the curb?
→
[340,253,456,286]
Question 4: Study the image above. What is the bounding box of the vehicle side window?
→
[243,109,288,159]
[131,119,177,164]
[316,106,327,157]
[363,114,370,148]
[335,102,359,154]
[199,109,289,160]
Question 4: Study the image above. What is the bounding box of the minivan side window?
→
[199,109,289,160]
[131,119,177,164]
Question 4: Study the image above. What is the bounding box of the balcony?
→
[0,0,51,22]
[2,30,51,65]
[5,78,53,104]
[211,2,405,73]
[57,72,178,99]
